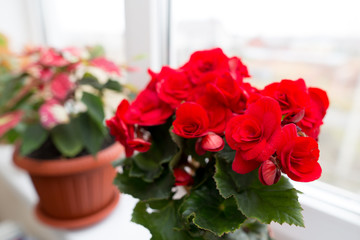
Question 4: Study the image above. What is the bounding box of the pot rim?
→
[13,142,123,176]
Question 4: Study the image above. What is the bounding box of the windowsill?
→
[270,179,360,239]
[0,145,151,240]
[1,144,360,240]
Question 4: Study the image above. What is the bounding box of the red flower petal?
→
[173,102,209,138]
[232,151,261,174]
[258,160,281,186]
[127,138,151,152]
[201,133,225,152]
[173,168,193,186]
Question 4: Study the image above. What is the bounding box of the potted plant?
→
[107,48,329,239]
[0,45,130,229]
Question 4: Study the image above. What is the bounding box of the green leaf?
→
[0,74,25,110]
[51,121,83,157]
[169,128,184,149]
[114,167,174,201]
[216,140,236,163]
[20,123,48,156]
[88,45,105,59]
[128,120,178,182]
[132,200,200,240]
[214,158,304,226]
[185,138,211,166]
[79,73,103,90]
[169,128,187,170]
[2,129,20,143]
[76,113,106,155]
[226,219,274,240]
[81,92,105,130]
[8,92,33,112]
[112,157,132,168]
[103,79,122,92]
[129,154,164,182]
[180,179,246,237]
[147,120,178,158]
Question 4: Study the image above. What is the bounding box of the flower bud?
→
[259,160,281,186]
[201,133,224,152]
[173,168,193,186]
[127,138,151,152]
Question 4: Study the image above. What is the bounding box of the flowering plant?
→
[0,45,128,158]
[0,33,19,76]
[108,48,329,239]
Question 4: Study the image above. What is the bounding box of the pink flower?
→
[0,111,23,137]
[50,73,74,100]
[39,100,69,129]
[39,48,69,67]
[39,68,54,82]
[90,57,121,76]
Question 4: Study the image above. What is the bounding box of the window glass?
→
[41,0,126,61]
[171,0,360,194]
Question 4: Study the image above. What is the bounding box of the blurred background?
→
[169,0,360,194]
[0,0,359,238]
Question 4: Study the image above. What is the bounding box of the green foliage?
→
[225,220,274,240]
[214,158,304,227]
[81,92,106,133]
[115,119,304,239]
[114,167,174,201]
[20,123,48,156]
[0,74,26,112]
[76,113,106,156]
[51,121,83,157]
[132,200,201,240]
[79,73,103,90]
[180,179,246,236]
[103,79,122,92]
[79,74,122,92]
[216,140,236,163]
[87,45,105,59]
[126,120,178,182]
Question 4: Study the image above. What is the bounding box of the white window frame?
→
[124,0,170,89]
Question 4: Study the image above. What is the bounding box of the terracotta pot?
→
[13,142,123,229]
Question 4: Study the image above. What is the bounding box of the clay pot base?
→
[35,189,120,229]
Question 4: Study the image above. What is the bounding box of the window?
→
[170,0,360,195]
[0,0,126,62]
[41,0,125,62]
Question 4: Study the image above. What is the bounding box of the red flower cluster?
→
[107,48,329,185]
